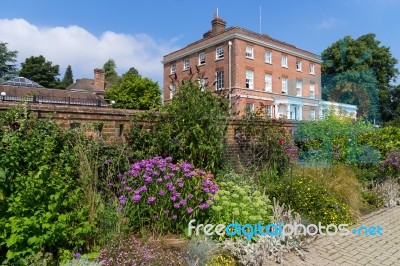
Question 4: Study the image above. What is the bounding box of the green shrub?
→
[292,164,364,219]
[127,81,229,172]
[0,105,94,264]
[233,110,295,175]
[208,181,273,237]
[206,254,237,266]
[295,111,378,166]
[264,173,353,226]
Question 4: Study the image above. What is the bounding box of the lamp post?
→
[1,91,6,101]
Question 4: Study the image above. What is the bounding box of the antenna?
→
[217,7,219,18]
[259,5,262,34]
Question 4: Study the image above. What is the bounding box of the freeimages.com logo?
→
[188,220,383,241]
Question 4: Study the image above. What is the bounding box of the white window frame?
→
[169,83,176,99]
[310,109,316,120]
[265,51,272,64]
[183,58,190,71]
[265,105,273,118]
[198,75,206,91]
[216,46,224,59]
[198,52,205,65]
[281,55,288,68]
[265,74,272,92]
[245,45,254,59]
[281,77,288,94]
[170,63,176,74]
[296,79,302,97]
[246,103,254,114]
[310,63,315,74]
[310,82,315,99]
[245,70,254,89]
[296,60,302,71]
[216,70,224,90]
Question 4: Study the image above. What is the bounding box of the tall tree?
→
[20,55,60,88]
[57,65,74,89]
[103,59,120,85]
[105,72,161,110]
[322,34,399,122]
[0,42,18,82]
[124,67,139,77]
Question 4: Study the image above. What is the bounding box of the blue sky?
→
[1,0,399,85]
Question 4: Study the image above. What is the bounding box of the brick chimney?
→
[93,68,105,92]
[203,14,226,38]
[211,14,226,34]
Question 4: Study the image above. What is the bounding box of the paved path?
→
[280,206,400,266]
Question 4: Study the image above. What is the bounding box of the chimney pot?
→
[93,68,105,93]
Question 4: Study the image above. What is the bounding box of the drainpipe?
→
[228,40,232,116]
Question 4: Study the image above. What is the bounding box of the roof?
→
[163,25,322,64]
[66,78,110,92]
[1,77,43,88]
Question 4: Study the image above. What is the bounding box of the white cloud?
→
[0,18,180,84]
[312,18,343,31]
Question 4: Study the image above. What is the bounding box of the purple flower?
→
[172,191,181,198]
[164,209,170,215]
[126,186,132,192]
[180,199,187,206]
[173,203,180,209]
[199,203,210,210]
[187,207,194,214]
[166,156,172,162]
[104,159,113,165]
[158,189,166,196]
[208,196,214,201]
[117,207,123,212]
[177,178,183,183]
[119,195,127,205]
[144,176,152,184]
[153,214,159,219]
[133,194,141,203]
[172,215,177,220]
[108,182,114,187]
[156,178,163,183]
[178,183,184,188]
[211,184,218,194]
[147,197,156,204]
[140,185,147,192]
[121,181,127,186]
[203,188,210,193]
[187,194,194,199]
[117,173,124,178]
[74,252,81,259]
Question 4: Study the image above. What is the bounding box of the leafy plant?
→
[291,164,364,219]
[127,81,229,172]
[221,199,313,265]
[263,171,353,226]
[113,157,218,234]
[208,181,273,238]
[233,109,294,175]
[379,149,400,179]
[0,106,95,264]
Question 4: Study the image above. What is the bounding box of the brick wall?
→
[0,101,145,142]
[1,101,300,169]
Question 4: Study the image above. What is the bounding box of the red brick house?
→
[163,15,323,120]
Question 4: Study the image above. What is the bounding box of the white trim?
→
[163,32,322,64]
[231,94,274,101]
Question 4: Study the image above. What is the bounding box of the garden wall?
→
[0,101,298,166]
